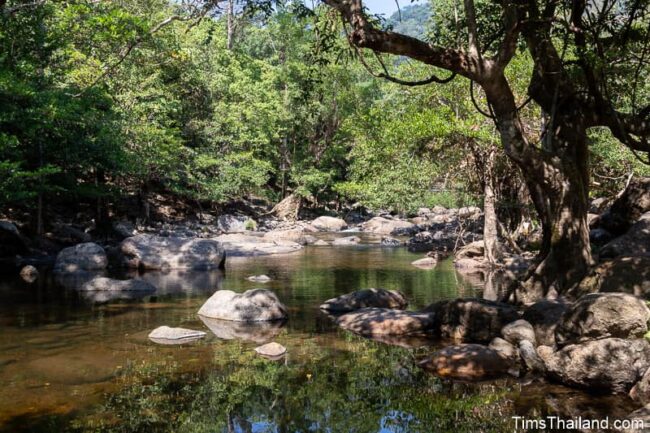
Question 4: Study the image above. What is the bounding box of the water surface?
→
[0,242,636,432]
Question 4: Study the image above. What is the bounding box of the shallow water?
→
[0,240,637,432]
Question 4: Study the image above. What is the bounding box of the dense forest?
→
[2,0,647,227]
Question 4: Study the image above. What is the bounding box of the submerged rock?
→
[556,292,650,346]
[332,236,361,246]
[121,235,224,270]
[148,326,206,345]
[247,274,271,283]
[419,344,513,380]
[336,308,436,336]
[198,289,288,322]
[54,242,108,273]
[320,288,407,312]
[254,342,287,358]
[538,338,650,393]
[311,216,347,232]
[80,277,157,292]
[411,257,437,269]
[199,316,285,343]
[424,298,520,343]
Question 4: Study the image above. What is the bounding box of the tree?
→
[321,0,650,303]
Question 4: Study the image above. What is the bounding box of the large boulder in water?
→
[320,288,407,312]
[198,289,288,322]
[336,308,436,336]
[361,217,416,235]
[424,298,520,343]
[599,212,650,259]
[576,256,650,298]
[537,338,650,393]
[419,344,514,380]
[555,292,650,346]
[599,177,650,235]
[311,216,347,232]
[54,242,108,273]
[121,234,225,270]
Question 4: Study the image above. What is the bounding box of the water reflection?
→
[199,316,286,343]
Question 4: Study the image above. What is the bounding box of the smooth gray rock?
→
[311,216,347,232]
[54,242,108,273]
[320,288,407,312]
[148,326,206,345]
[519,340,545,372]
[361,217,416,235]
[198,289,288,322]
[489,337,519,361]
[247,274,271,283]
[121,234,224,270]
[556,292,650,346]
[215,233,303,256]
[538,338,650,393]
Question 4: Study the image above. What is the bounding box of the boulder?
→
[80,277,157,292]
[589,227,613,245]
[247,275,271,283]
[455,240,484,259]
[336,308,436,336]
[502,319,537,346]
[311,216,347,232]
[411,257,437,269]
[254,342,287,358]
[630,367,650,405]
[215,233,303,256]
[199,316,285,343]
[198,289,288,322]
[313,239,330,246]
[54,242,108,273]
[522,300,567,347]
[121,235,225,270]
[361,217,416,236]
[332,236,361,246]
[263,228,308,244]
[217,214,250,233]
[538,338,650,393]
[112,221,137,239]
[599,212,650,259]
[519,340,545,372]
[600,177,650,235]
[148,326,206,345]
[453,257,487,272]
[556,293,650,346]
[0,220,28,258]
[576,256,650,298]
[424,298,520,343]
[320,288,407,312]
[19,265,38,283]
[488,337,519,361]
[419,344,513,380]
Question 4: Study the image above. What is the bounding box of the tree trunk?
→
[483,150,500,265]
[226,0,235,50]
[512,117,593,303]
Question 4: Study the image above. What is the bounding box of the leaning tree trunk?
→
[512,117,593,304]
